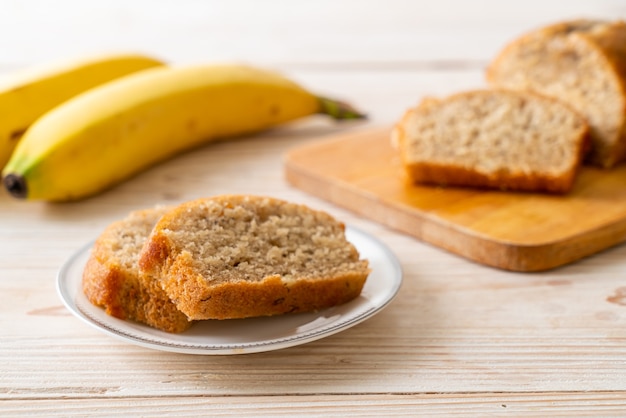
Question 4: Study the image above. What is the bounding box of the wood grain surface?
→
[285,127,626,271]
[2,1,626,416]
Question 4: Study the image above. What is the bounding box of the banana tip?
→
[3,174,27,199]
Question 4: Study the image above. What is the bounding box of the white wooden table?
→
[2,1,626,415]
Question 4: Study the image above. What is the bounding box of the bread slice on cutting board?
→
[393,89,589,193]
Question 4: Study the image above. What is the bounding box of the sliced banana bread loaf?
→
[394,89,589,193]
[487,19,626,168]
[138,195,370,320]
[82,207,193,333]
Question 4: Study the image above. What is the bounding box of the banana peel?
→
[0,53,165,170]
[2,63,365,202]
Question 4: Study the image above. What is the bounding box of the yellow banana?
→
[0,53,165,169]
[2,64,364,201]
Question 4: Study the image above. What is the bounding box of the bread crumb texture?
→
[139,195,370,320]
[82,207,193,333]
[395,89,588,193]
[487,19,626,167]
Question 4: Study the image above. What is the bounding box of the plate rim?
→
[57,225,403,355]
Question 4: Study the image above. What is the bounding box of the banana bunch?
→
[2,62,364,202]
[0,53,164,169]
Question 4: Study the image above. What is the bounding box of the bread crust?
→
[487,19,626,168]
[138,195,370,320]
[161,267,366,320]
[82,209,192,333]
[402,160,575,194]
[82,255,127,319]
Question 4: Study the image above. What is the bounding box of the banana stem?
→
[318,97,367,120]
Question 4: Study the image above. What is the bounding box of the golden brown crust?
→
[137,233,171,278]
[487,19,626,168]
[82,254,127,319]
[82,209,192,333]
[138,195,370,320]
[161,269,367,320]
[403,160,575,194]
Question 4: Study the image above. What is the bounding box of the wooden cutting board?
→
[284,127,626,272]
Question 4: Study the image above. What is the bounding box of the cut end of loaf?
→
[396,89,589,193]
[486,19,626,168]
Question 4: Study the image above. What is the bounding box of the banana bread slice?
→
[82,207,193,333]
[487,19,626,168]
[394,89,589,193]
[138,195,370,320]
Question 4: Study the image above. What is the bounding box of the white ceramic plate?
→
[57,226,402,355]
